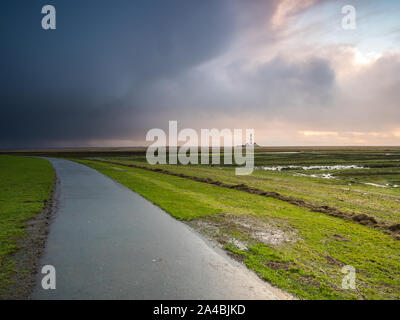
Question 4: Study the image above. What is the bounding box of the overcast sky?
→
[1,0,400,148]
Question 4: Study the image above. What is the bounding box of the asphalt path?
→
[31,158,291,300]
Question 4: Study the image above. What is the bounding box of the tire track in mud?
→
[89,159,400,240]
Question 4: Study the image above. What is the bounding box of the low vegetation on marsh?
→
[98,149,400,228]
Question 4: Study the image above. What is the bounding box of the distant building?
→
[242,134,260,147]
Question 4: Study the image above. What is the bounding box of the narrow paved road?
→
[31,158,291,299]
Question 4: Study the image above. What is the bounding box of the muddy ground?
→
[186,213,298,262]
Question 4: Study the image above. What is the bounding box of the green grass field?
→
[2,148,398,300]
[0,156,54,296]
[76,157,400,300]
[96,150,400,227]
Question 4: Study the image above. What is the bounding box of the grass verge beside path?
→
[87,158,400,240]
[76,159,400,300]
[100,158,400,227]
[0,155,54,298]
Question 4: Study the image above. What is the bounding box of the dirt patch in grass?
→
[0,177,57,300]
[187,213,297,251]
[225,214,298,246]
[352,214,377,226]
[94,159,400,240]
[332,233,350,242]
[388,224,400,233]
[263,260,296,271]
[325,255,345,267]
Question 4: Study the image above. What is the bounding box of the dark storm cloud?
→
[243,56,336,109]
[134,55,336,124]
[0,0,236,148]
[2,0,399,147]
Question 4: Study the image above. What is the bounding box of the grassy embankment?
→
[76,158,400,300]
[0,156,54,296]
